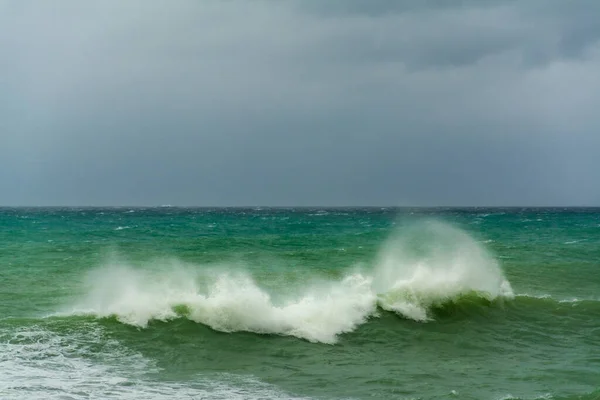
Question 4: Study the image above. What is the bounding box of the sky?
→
[1,0,599,206]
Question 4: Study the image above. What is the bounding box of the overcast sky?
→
[1,0,599,206]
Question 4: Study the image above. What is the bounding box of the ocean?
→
[1,207,598,400]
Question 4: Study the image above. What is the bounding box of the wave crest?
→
[65,263,376,344]
[374,221,513,321]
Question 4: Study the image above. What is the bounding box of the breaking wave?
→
[373,221,513,321]
[61,221,514,343]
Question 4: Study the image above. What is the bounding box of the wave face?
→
[63,221,513,343]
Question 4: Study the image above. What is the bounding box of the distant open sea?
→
[1,207,598,400]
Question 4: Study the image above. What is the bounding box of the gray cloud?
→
[1,0,599,206]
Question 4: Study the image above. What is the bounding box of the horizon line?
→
[1,205,599,209]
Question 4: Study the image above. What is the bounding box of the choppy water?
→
[1,207,599,400]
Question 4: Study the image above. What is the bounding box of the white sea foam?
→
[64,262,376,344]
[515,293,597,304]
[0,326,309,400]
[516,293,552,300]
[62,221,513,343]
[0,325,146,399]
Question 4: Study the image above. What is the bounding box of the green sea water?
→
[1,207,599,400]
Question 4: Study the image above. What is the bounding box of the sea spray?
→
[186,273,375,343]
[373,220,514,321]
[67,261,376,344]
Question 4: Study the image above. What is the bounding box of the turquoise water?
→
[1,207,599,400]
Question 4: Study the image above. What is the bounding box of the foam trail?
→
[373,220,513,321]
[0,327,311,400]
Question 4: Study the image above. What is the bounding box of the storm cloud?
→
[1,0,599,206]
